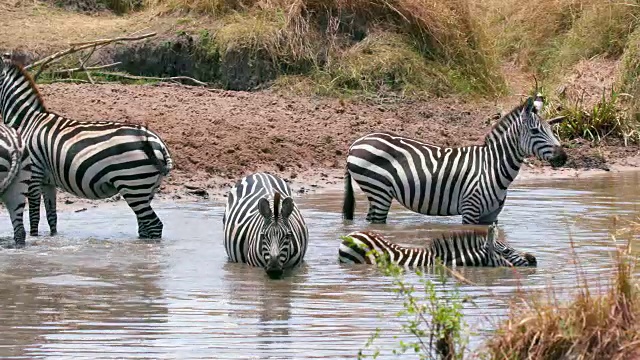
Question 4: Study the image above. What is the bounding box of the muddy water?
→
[0,171,639,359]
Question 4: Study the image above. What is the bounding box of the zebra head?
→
[517,94,568,168]
[257,191,296,279]
[487,223,537,267]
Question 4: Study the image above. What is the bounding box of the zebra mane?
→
[483,99,530,144]
[428,228,492,245]
[273,191,281,220]
[3,60,47,112]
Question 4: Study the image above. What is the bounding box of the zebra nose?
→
[525,253,537,266]
[265,258,284,279]
[265,267,284,279]
[549,145,567,168]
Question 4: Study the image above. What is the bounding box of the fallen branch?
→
[53,62,122,75]
[25,32,156,80]
[68,33,157,47]
[47,79,93,84]
[92,71,210,87]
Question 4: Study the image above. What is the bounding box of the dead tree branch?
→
[92,72,210,87]
[25,32,156,81]
[53,62,122,75]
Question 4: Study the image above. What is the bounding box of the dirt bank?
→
[33,82,640,208]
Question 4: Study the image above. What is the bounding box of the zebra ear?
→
[258,198,272,219]
[533,93,544,114]
[486,223,497,254]
[281,197,295,219]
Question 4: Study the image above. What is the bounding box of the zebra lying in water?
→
[338,224,536,268]
[0,123,31,247]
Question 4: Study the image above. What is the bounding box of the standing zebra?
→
[343,95,567,225]
[0,124,31,247]
[339,223,537,267]
[0,57,173,239]
[223,172,309,278]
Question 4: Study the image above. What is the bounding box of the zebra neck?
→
[1,67,47,129]
[483,125,526,184]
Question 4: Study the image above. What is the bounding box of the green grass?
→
[548,89,640,145]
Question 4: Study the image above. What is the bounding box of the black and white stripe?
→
[342,95,567,225]
[0,123,31,246]
[0,58,174,239]
[339,224,537,267]
[223,172,309,278]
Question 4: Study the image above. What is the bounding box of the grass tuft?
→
[311,32,449,97]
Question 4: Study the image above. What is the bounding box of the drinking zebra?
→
[0,124,31,247]
[223,172,309,278]
[338,224,536,267]
[342,95,567,225]
[0,57,173,239]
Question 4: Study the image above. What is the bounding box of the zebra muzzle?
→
[265,258,284,279]
[549,146,567,168]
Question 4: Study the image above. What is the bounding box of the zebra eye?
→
[530,127,541,135]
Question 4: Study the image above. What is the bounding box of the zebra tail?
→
[141,134,172,177]
[342,170,355,220]
[0,147,22,196]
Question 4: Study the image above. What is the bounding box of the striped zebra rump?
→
[338,225,537,268]
[0,57,174,239]
[0,123,31,246]
[223,172,309,278]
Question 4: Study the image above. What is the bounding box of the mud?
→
[35,82,640,206]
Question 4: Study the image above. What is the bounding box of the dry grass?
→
[311,31,449,97]
[480,0,639,81]
[146,0,506,96]
[481,218,640,360]
[0,1,156,54]
[618,27,640,121]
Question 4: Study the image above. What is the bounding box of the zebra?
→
[0,57,174,239]
[0,123,31,247]
[223,172,309,278]
[338,223,537,268]
[342,95,567,225]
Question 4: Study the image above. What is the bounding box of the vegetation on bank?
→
[354,218,640,360]
[7,0,640,144]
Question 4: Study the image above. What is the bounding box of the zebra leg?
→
[27,180,42,236]
[364,194,392,224]
[121,193,163,239]
[42,184,58,236]
[2,188,27,247]
[477,197,506,225]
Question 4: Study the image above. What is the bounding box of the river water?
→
[0,170,639,359]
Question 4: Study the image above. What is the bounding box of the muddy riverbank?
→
[34,82,640,208]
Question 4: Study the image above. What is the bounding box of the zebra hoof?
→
[14,241,26,249]
[50,230,57,236]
